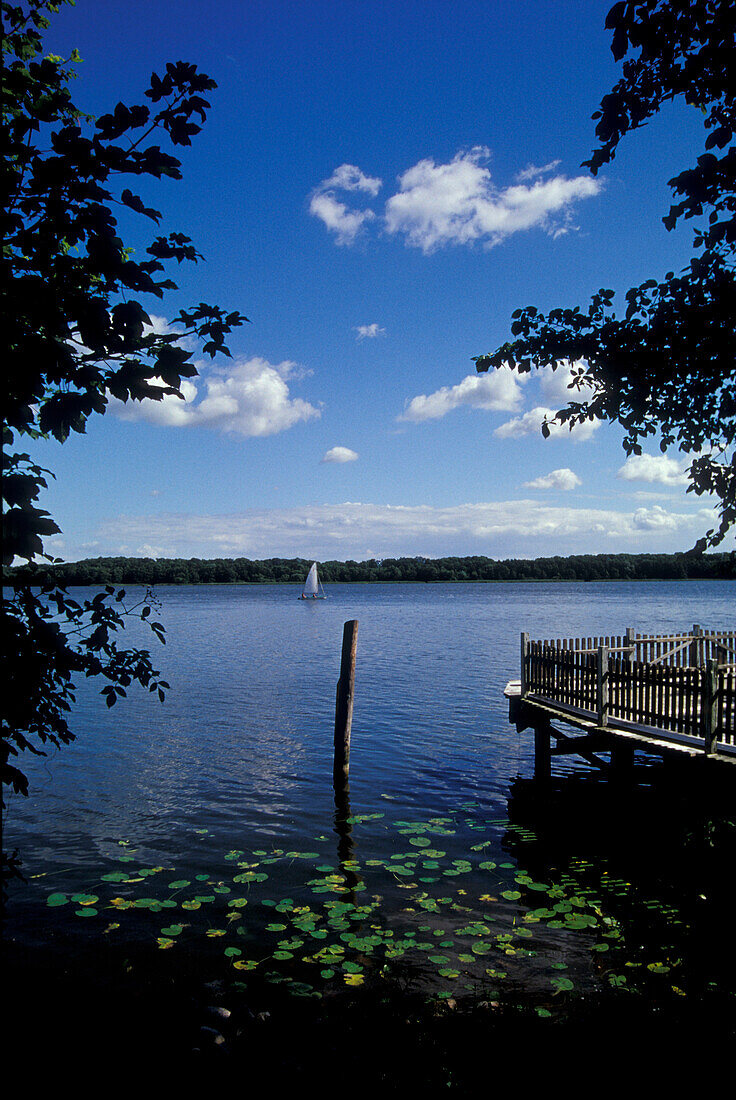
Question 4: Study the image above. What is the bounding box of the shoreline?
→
[4,576,734,588]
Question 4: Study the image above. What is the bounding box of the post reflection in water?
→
[333,777,361,897]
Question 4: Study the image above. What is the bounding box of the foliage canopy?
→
[474,0,735,551]
[4,551,734,586]
[1,0,247,860]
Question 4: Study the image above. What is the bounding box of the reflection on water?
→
[506,757,736,1004]
[4,581,735,1016]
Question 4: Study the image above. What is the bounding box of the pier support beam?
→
[534,720,552,782]
[610,739,635,777]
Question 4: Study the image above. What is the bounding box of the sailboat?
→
[299,561,326,600]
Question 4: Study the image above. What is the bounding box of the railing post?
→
[702,657,719,755]
[597,645,609,727]
[690,624,702,667]
[521,632,530,697]
[625,627,636,665]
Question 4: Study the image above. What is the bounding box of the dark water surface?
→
[4,581,736,1042]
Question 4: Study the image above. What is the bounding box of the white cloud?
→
[109,357,320,437]
[310,148,602,252]
[515,159,562,182]
[523,468,581,491]
[320,164,382,196]
[384,147,601,252]
[494,405,599,442]
[632,505,682,531]
[308,193,376,245]
[399,367,523,422]
[617,453,690,487]
[355,323,386,340]
[309,164,382,245]
[322,446,359,464]
[88,498,719,562]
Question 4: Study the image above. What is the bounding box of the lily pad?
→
[161,924,184,936]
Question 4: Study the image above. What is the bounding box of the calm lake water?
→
[5,580,736,1018]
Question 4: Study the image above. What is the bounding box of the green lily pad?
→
[133,898,163,910]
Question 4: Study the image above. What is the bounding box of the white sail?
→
[302,562,320,597]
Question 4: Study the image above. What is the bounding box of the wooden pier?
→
[505,626,736,777]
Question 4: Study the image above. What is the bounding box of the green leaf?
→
[160,924,184,937]
[71,893,99,906]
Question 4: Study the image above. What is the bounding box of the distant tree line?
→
[4,552,734,587]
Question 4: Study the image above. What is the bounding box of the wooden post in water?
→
[334,620,359,787]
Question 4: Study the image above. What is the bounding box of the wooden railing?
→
[521,627,736,754]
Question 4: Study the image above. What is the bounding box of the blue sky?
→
[29,0,731,562]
